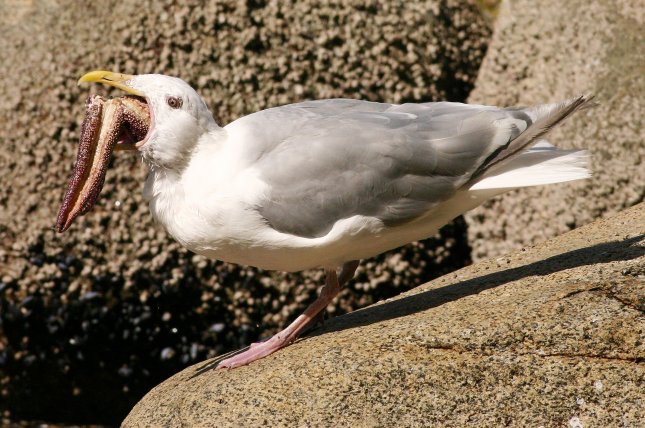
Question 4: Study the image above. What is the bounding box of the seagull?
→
[68,71,592,368]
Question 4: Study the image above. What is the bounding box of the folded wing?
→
[236,96,591,239]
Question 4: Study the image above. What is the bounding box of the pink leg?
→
[217,261,359,369]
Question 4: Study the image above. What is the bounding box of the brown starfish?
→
[55,95,149,232]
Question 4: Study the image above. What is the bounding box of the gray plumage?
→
[242,96,592,238]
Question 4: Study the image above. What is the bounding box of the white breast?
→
[143,126,508,272]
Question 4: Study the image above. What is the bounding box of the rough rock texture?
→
[124,203,645,427]
[466,0,645,260]
[0,0,490,424]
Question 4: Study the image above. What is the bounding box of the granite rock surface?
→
[124,203,645,427]
[466,0,645,260]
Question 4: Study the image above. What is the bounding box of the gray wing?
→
[237,99,533,238]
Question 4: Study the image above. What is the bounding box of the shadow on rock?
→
[193,234,644,376]
[327,235,645,331]
[328,234,645,336]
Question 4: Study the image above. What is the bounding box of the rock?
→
[124,203,645,427]
[0,0,489,423]
[465,0,645,260]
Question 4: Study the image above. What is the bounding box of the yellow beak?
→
[78,70,144,97]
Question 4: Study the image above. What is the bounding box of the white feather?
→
[469,143,590,191]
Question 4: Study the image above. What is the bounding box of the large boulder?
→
[465,0,645,260]
[0,0,490,423]
[124,203,644,427]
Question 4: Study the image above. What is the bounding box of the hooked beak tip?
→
[78,70,144,97]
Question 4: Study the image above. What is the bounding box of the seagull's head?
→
[79,70,217,169]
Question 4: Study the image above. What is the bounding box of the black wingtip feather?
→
[467,94,595,184]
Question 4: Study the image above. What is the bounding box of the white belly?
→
[180,189,500,272]
[147,158,503,272]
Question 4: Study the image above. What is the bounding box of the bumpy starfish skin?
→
[119,96,150,147]
[56,95,150,232]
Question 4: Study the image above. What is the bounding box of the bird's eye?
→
[166,96,183,109]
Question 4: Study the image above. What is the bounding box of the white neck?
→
[141,127,228,245]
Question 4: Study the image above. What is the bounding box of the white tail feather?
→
[469,142,590,191]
